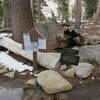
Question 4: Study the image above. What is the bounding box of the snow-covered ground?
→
[0,52,33,72]
[0,33,33,72]
[0,33,12,38]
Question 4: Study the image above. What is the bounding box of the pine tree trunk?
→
[11,0,34,43]
[75,0,81,29]
[95,0,100,24]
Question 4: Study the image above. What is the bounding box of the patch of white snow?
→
[0,52,33,72]
[0,33,12,38]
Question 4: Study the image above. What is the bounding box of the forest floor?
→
[0,67,100,100]
[0,23,100,100]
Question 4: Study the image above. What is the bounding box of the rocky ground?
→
[0,67,100,100]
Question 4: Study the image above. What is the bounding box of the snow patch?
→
[0,52,33,72]
[0,33,12,38]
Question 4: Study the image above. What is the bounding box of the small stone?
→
[30,72,33,75]
[0,69,8,75]
[79,81,83,84]
[0,63,5,69]
[91,77,95,80]
[4,72,15,78]
[62,68,75,78]
[60,65,67,71]
[26,78,37,87]
[19,72,28,76]
[93,71,100,77]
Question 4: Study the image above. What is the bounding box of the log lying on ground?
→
[0,37,61,69]
[0,28,11,33]
[0,37,33,61]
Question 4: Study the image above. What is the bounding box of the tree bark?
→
[11,0,34,43]
[95,0,100,24]
[75,0,81,29]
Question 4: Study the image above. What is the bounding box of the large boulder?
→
[37,70,72,94]
[73,63,94,78]
[80,45,100,65]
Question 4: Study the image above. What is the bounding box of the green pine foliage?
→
[54,0,69,23]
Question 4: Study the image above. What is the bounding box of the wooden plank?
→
[0,28,11,33]
[0,37,33,61]
[0,37,79,69]
[0,37,61,69]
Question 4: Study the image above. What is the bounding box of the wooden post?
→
[33,52,38,72]
[31,28,38,72]
[23,28,49,73]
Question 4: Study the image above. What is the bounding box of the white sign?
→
[23,33,46,52]
[38,38,46,49]
[23,33,31,51]
[31,41,38,52]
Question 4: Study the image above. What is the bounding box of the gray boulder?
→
[73,63,94,78]
[80,45,100,65]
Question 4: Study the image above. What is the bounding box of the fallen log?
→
[0,37,61,69]
[0,28,11,33]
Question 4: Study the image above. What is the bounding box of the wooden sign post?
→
[22,28,80,73]
[23,28,46,72]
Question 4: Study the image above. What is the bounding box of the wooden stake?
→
[33,52,38,72]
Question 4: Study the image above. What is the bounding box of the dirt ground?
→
[0,66,100,100]
[81,24,100,36]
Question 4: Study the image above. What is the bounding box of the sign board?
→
[23,28,46,52]
[31,41,38,52]
[23,33,31,51]
[38,38,46,49]
[23,28,47,72]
